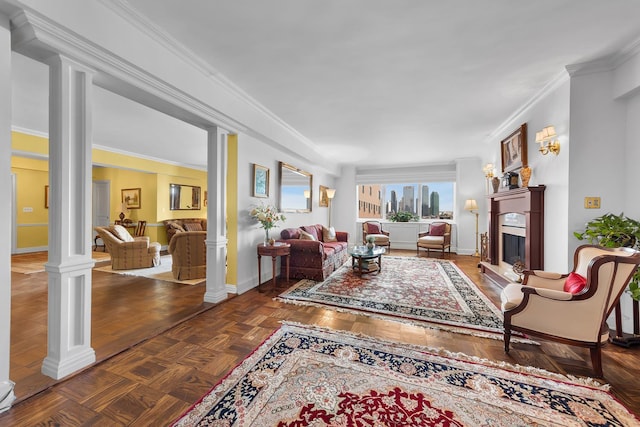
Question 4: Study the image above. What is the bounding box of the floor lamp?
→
[326,188,336,228]
[464,199,479,257]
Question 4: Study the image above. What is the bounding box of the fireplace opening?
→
[503,233,525,266]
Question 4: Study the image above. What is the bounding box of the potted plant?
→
[387,211,419,222]
[574,212,640,300]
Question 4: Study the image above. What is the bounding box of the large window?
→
[357,182,455,220]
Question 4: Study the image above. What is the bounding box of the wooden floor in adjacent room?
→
[1,250,639,425]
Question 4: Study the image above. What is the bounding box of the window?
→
[357,182,455,220]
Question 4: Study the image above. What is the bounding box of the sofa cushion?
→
[301,225,319,240]
[166,221,186,232]
[184,222,203,232]
[322,226,337,242]
[299,229,317,241]
[281,228,301,240]
[323,241,347,253]
[429,223,446,236]
[109,225,134,242]
[564,272,587,295]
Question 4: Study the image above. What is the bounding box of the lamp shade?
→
[326,188,336,199]
[464,199,478,211]
[303,190,310,199]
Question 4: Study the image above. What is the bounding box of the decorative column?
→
[41,55,96,379]
[0,14,15,412]
[204,126,228,303]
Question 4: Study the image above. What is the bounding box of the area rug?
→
[11,251,111,274]
[94,255,205,285]
[277,256,527,342]
[172,323,637,426]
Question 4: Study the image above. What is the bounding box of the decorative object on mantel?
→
[520,165,532,187]
[250,203,286,245]
[535,125,560,155]
[501,123,527,173]
[482,163,496,194]
[491,176,500,193]
[501,171,519,190]
[464,199,480,257]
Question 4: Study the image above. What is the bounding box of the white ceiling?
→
[10,0,640,170]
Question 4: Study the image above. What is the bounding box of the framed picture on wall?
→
[319,185,329,207]
[252,163,269,198]
[121,188,141,209]
[501,123,527,173]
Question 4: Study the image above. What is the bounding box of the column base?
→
[41,347,96,380]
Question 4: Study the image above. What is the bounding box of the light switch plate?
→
[584,197,601,209]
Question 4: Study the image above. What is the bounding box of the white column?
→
[204,126,228,303]
[0,13,15,413]
[41,55,96,379]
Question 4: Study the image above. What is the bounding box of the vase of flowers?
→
[250,204,286,245]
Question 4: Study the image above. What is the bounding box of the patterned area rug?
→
[94,255,205,286]
[278,256,525,341]
[173,323,637,426]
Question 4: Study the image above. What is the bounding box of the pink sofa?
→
[279,224,349,281]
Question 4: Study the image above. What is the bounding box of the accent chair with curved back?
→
[94,225,161,270]
[168,230,207,280]
[501,244,640,377]
[417,222,451,258]
[362,221,390,253]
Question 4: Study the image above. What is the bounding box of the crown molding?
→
[487,70,569,142]
[566,35,640,77]
[98,0,323,157]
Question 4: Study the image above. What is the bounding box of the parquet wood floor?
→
[1,251,638,425]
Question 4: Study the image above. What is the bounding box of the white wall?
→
[487,76,571,272]
[235,133,336,293]
[456,157,484,255]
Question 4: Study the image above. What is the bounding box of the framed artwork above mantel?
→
[501,123,527,173]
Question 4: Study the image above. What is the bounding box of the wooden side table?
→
[257,242,291,291]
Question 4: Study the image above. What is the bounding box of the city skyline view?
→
[385,182,454,213]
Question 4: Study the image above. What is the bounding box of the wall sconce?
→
[535,125,560,155]
[464,199,479,257]
[326,188,336,228]
[482,163,494,178]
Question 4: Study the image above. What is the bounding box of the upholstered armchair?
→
[501,244,640,377]
[362,221,391,253]
[168,231,207,280]
[95,225,161,270]
[417,222,451,258]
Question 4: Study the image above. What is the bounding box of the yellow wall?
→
[12,131,208,249]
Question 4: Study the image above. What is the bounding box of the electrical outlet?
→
[584,197,601,209]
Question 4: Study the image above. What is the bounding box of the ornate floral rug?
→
[277,256,525,341]
[173,323,637,426]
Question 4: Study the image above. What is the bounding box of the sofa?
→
[168,231,207,279]
[279,224,349,281]
[162,218,207,243]
[95,225,161,270]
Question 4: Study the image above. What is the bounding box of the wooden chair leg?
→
[590,346,603,378]
[504,329,511,353]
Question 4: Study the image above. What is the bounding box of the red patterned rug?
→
[277,256,527,341]
[172,323,637,426]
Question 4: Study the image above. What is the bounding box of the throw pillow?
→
[299,229,316,241]
[184,222,203,232]
[109,225,134,242]
[301,225,319,240]
[564,272,587,294]
[429,223,446,236]
[322,226,337,242]
[365,222,381,234]
[167,221,185,232]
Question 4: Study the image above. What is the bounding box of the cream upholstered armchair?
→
[501,244,640,377]
[362,221,390,252]
[168,231,207,280]
[417,222,451,258]
[95,225,161,270]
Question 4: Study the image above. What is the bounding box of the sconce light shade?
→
[464,199,478,211]
[482,163,494,178]
[326,188,336,199]
[535,125,560,155]
[303,190,310,199]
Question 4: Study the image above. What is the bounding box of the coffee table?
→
[349,246,386,275]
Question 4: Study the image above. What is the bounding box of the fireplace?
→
[480,186,545,286]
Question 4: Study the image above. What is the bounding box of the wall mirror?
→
[170,183,201,210]
[279,162,312,213]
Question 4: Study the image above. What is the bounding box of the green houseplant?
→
[387,211,418,222]
[574,212,640,300]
